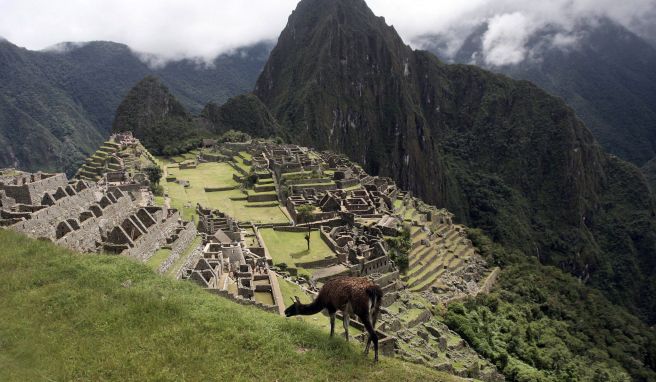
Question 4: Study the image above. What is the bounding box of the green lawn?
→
[145,248,171,271]
[153,196,165,206]
[163,162,288,224]
[0,229,458,381]
[167,162,239,189]
[259,229,336,274]
[233,156,251,173]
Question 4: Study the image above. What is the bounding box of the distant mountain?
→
[0,39,272,174]
[421,19,656,167]
[112,77,277,155]
[255,0,656,329]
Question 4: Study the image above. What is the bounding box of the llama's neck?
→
[298,298,324,316]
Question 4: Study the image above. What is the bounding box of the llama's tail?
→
[366,284,384,327]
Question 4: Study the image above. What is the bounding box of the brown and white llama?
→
[284,276,383,361]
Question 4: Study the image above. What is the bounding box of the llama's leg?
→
[329,312,336,337]
[362,318,379,362]
[366,299,379,354]
[342,303,350,342]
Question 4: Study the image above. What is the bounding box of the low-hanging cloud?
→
[367,0,656,66]
[0,0,654,66]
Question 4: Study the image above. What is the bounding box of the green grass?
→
[163,162,287,224]
[167,162,239,189]
[233,156,251,173]
[0,230,461,381]
[145,248,172,270]
[259,229,336,276]
[239,151,252,161]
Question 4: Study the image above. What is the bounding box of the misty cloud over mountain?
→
[1,0,654,66]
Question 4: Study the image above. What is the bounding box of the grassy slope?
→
[0,229,458,381]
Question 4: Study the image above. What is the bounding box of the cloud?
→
[367,0,656,64]
[481,12,537,66]
[0,0,299,64]
[0,0,654,65]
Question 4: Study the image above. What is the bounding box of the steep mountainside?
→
[111,76,206,156]
[112,79,277,155]
[0,40,271,173]
[201,94,280,138]
[255,0,656,324]
[423,20,656,166]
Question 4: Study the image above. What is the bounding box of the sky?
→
[0,0,654,66]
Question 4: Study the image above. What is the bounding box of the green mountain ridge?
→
[0,39,271,173]
[423,19,656,167]
[253,0,656,325]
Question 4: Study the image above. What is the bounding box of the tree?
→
[296,204,315,251]
[296,204,314,224]
[385,228,411,271]
[143,165,163,185]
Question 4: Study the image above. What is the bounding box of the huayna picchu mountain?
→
[111,76,206,156]
[112,77,278,155]
[255,0,656,326]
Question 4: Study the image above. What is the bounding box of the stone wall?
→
[124,210,181,261]
[0,173,68,205]
[12,187,104,240]
[158,222,198,274]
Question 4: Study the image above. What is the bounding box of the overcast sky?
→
[0,0,654,66]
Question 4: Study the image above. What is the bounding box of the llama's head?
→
[284,296,302,317]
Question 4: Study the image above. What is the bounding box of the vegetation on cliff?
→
[254,0,656,325]
[444,230,656,381]
[111,76,207,156]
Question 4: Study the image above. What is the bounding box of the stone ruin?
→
[0,169,195,263]
[75,132,157,205]
[319,224,400,292]
[183,207,284,315]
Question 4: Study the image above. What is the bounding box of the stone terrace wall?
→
[158,222,198,274]
[54,195,135,252]
[125,211,181,261]
[0,173,68,205]
[10,187,98,239]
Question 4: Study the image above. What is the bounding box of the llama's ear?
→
[294,295,301,304]
[290,297,296,305]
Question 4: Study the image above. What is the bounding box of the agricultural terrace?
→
[160,159,289,224]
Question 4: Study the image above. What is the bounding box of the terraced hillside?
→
[395,198,481,295]
[75,134,157,182]
[160,153,289,224]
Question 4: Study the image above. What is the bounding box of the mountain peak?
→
[254,0,656,328]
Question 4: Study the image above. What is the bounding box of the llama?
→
[284,276,383,361]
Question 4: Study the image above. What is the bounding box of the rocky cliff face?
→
[255,0,656,321]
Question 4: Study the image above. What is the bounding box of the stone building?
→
[0,169,193,263]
